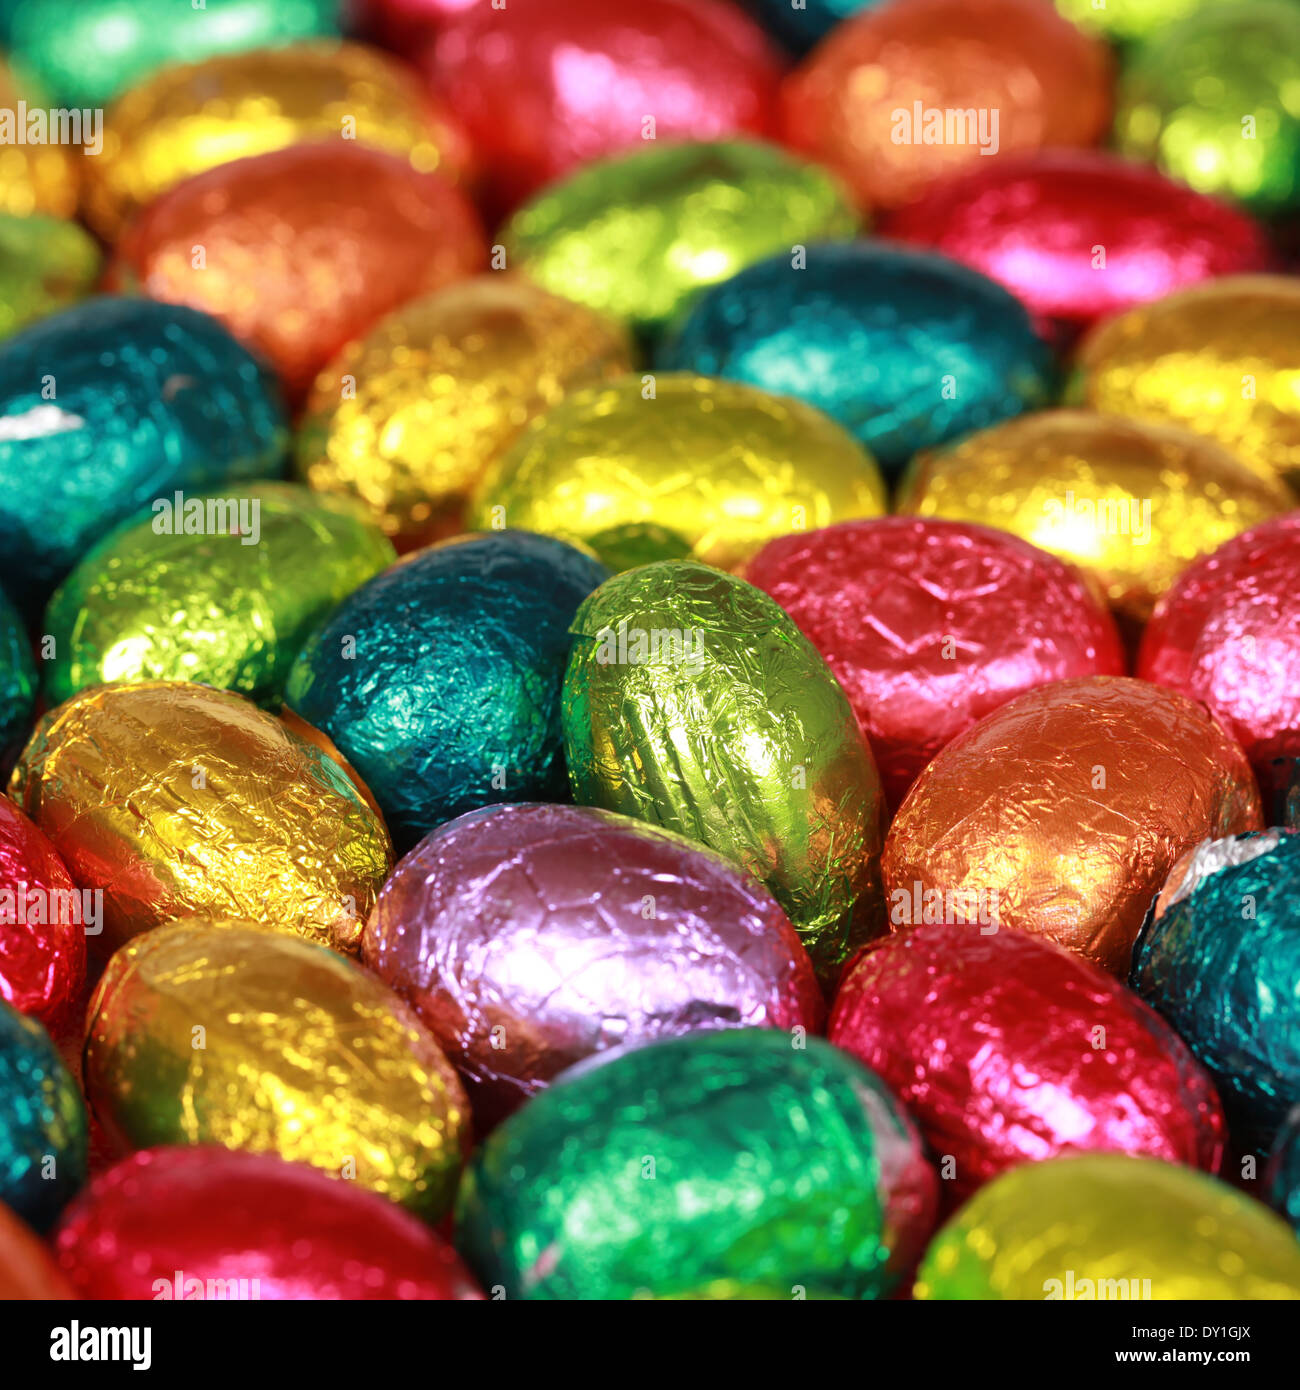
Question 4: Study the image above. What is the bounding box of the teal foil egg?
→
[747,0,884,53]
[1267,1106,1300,1236]
[0,585,35,752]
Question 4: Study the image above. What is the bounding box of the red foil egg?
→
[745,518,1123,809]
[830,926,1226,1206]
[356,0,483,51]
[54,1147,482,1300]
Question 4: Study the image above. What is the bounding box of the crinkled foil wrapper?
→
[44,483,395,708]
[0,58,80,220]
[0,215,99,343]
[364,803,824,1128]
[0,1201,73,1298]
[455,1030,936,1299]
[297,278,632,549]
[562,559,885,984]
[8,681,393,956]
[884,676,1264,976]
[915,1154,1300,1300]
[1268,1107,1300,1237]
[469,373,887,574]
[84,920,469,1222]
[0,584,35,751]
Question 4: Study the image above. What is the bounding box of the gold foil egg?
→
[296,277,633,548]
[469,373,888,573]
[85,918,469,1221]
[0,58,80,218]
[8,682,393,956]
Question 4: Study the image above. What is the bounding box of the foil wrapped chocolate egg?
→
[915,1154,1300,1300]
[562,560,885,983]
[0,585,35,751]
[286,531,609,850]
[8,681,393,957]
[44,483,396,708]
[469,373,886,572]
[0,58,80,220]
[1268,1107,1300,1236]
[296,278,633,549]
[884,677,1264,976]
[0,1201,73,1298]
[363,803,824,1127]
[0,297,288,610]
[55,1147,482,1300]
[900,410,1293,628]
[107,143,486,405]
[456,1030,936,1299]
[0,1001,86,1231]
[780,0,1112,211]
[84,920,469,1221]
[658,243,1054,480]
[0,214,100,342]
[830,927,1225,1207]
[502,139,858,340]
[1070,276,1300,492]
[745,518,1124,809]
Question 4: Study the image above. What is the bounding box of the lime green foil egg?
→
[43,482,395,707]
[0,214,99,340]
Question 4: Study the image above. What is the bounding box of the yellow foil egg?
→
[8,682,393,956]
[296,276,633,548]
[0,59,80,218]
[85,919,469,1221]
[469,372,888,573]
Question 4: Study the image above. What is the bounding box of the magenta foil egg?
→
[362,803,824,1126]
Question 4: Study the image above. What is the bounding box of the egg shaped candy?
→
[0,58,80,220]
[0,215,100,342]
[0,585,35,751]
[0,1201,73,1298]
[659,243,1054,479]
[9,682,393,956]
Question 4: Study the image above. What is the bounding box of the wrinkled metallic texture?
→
[745,518,1124,809]
[84,40,472,239]
[470,373,885,573]
[746,0,881,54]
[84,920,469,1221]
[503,139,858,339]
[884,677,1264,976]
[44,483,396,709]
[456,1030,936,1299]
[0,586,34,750]
[297,279,633,549]
[659,243,1054,480]
[1115,1,1300,217]
[915,1154,1300,1300]
[1054,0,1203,42]
[55,1147,482,1300]
[286,531,609,850]
[0,297,287,610]
[107,143,485,405]
[0,215,100,343]
[8,682,393,957]
[900,410,1292,627]
[1268,1106,1300,1236]
[562,560,885,984]
[780,0,1112,211]
[0,57,80,219]
[831,927,1225,1207]
[887,151,1273,339]
[1132,829,1300,1146]
[424,0,781,212]
[1070,276,1300,493]
[0,1001,86,1231]
[364,803,823,1127]
[0,1201,73,1298]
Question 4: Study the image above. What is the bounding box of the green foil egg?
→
[0,214,99,341]
[562,560,886,982]
[0,584,35,751]
[1054,0,1204,43]
[43,482,396,708]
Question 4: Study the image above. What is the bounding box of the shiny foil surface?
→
[44,483,396,709]
[562,560,885,983]
[884,677,1264,976]
[780,0,1113,211]
[502,139,859,339]
[107,143,486,405]
[0,1001,86,1231]
[0,57,80,220]
[0,584,35,750]
[830,927,1225,1207]
[469,373,886,573]
[915,1154,1300,1300]
[423,0,782,212]
[658,243,1055,480]
[0,1201,73,1298]
[455,1030,936,1299]
[9,682,393,957]
[1131,829,1300,1146]
[296,278,633,548]
[286,531,610,850]
[55,1147,482,1300]
[0,296,288,609]
[363,803,824,1127]
[1268,1107,1300,1236]
[900,410,1293,627]
[84,920,469,1221]
[0,214,100,343]
[745,517,1124,809]
[1070,276,1300,492]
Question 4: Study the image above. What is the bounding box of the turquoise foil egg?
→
[0,584,35,753]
